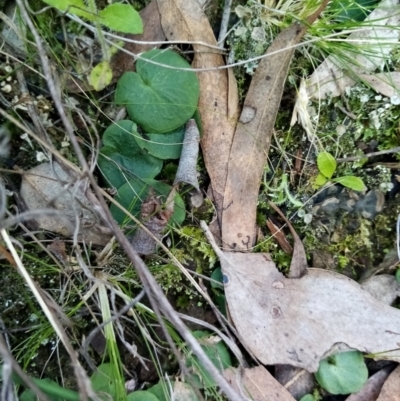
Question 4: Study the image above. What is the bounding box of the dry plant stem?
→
[336,146,400,162]
[0,333,50,401]
[218,0,233,46]
[16,2,243,399]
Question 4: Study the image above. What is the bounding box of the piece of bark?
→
[157,0,239,239]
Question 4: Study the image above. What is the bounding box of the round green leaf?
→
[127,390,159,401]
[99,4,143,34]
[115,49,200,133]
[315,351,368,394]
[110,178,186,228]
[187,331,232,389]
[317,152,337,179]
[99,120,162,188]
[134,126,184,160]
[332,176,366,191]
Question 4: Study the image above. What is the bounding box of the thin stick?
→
[218,0,233,47]
[337,146,400,162]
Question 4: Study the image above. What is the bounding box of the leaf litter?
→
[4,0,400,399]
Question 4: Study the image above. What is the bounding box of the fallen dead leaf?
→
[20,162,112,245]
[361,274,400,305]
[221,1,329,250]
[306,0,400,99]
[219,251,400,371]
[346,366,393,401]
[157,0,239,239]
[359,72,400,99]
[224,366,296,401]
[376,365,400,401]
[130,190,173,255]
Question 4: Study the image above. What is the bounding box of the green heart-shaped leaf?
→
[99,4,143,34]
[317,152,337,179]
[134,126,185,160]
[315,351,368,394]
[115,49,200,133]
[127,391,159,401]
[110,178,186,228]
[98,120,162,188]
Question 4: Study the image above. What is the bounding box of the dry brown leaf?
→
[306,0,400,99]
[156,0,239,237]
[20,162,112,245]
[376,365,400,401]
[346,366,393,401]
[221,21,311,250]
[359,72,400,99]
[130,190,173,255]
[224,366,296,401]
[219,252,400,372]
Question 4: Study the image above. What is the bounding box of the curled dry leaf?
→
[306,0,400,99]
[220,251,400,371]
[156,0,239,236]
[130,189,174,255]
[20,162,112,245]
[224,366,296,401]
[174,119,200,191]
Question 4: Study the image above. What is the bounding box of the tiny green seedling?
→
[315,152,365,191]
